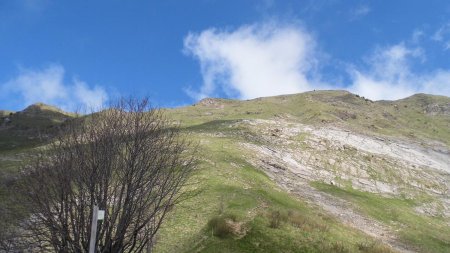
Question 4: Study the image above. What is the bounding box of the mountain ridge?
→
[4,90,449,112]
[1,90,449,252]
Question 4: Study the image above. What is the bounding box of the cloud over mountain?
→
[1,64,108,111]
[184,22,321,100]
[348,43,450,100]
[185,23,450,101]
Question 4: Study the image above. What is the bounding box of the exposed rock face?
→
[228,118,449,253]
[196,98,226,109]
[233,119,450,216]
[424,103,450,116]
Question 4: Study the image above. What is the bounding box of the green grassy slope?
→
[160,90,450,252]
[154,134,394,253]
[0,103,76,243]
[1,92,449,252]
[0,110,14,117]
[0,103,75,151]
[166,90,450,145]
[312,182,450,253]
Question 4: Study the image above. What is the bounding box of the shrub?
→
[269,210,282,228]
[207,214,238,238]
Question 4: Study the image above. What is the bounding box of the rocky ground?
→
[226,118,450,253]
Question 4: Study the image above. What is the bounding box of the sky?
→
[1,0,450,111]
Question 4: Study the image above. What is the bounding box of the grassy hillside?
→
[0,103,77,246]
[1,91,449,252]
[161,91,450,252]
[166,90,450,145]
[0,103,75,151]
[312,182,450,253]
[0,110,14,117]
[153,134,395,253]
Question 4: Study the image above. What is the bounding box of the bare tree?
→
[18,98,195,252]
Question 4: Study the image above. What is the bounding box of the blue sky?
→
[1,0,450,111]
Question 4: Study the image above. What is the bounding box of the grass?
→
[1,90,449,252]
[0,104,74,151]
[0,110,14,117]
[153,135,395,253]
[207,213,240,238]
[167,90,450,146]
[312,182,450,253]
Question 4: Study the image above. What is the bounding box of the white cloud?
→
[1,64,108,111]
[72,79,108,110]
[184,23,450,102]
[183,22,321,100]
[432,23,450,50]
[348,43,450,100]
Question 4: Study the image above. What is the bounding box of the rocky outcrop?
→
[424,103,450,116]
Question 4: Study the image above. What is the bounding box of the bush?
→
[269,210,282,228]
[207,214,238,238]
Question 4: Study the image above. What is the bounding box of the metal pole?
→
[89,204,99,253]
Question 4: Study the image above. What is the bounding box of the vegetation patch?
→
[154,135,397,253]
[207,214,246,238]
[312,181,450,253]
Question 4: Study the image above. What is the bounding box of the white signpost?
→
[98,210,105,220]
[89,205,105,253]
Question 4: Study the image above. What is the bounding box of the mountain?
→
[1,91,449,253]
[167,90,450,145]
[0,110,14,117]
[0,102,75,151]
